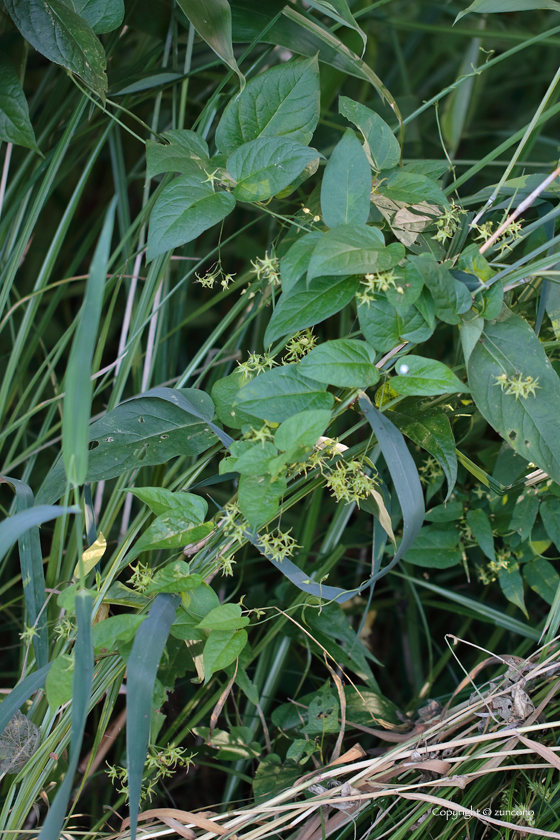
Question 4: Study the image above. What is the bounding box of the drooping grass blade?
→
[0,475,48,667]
[38,590,93,840]
[126,593,179,840]
[63,199,116,487]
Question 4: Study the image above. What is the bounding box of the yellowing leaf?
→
[74,532,106,578]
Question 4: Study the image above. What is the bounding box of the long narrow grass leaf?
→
[0,505,77,564]
[126,594,179,840]
[359,394,425,579]
[0,475,48,667]
[38,591,93,840]
[63,199,116,486]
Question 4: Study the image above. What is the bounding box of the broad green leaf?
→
[307,225,403,282]
[480,281,504,321]
[280,231,323,294]
[127,595,178,840]
[385,407,457,498]
[197,603,250,632]
[264,275,359,346]
[194,725,261,760]
[238,472,287,527]
[211,370,263,430]
[40,593,93,839]
[68,0,124,33]
[45,654,74,710]
[63,200,116,487]
[126,488,207,521]
[299,339,380,388]
[510,493,540,541]
[224,441,278,476]
[129,518,213,562]
[253,753,301,804]
[390,355,468,397]
[203,628,248,682]
[339,96,400,171]
[0,475,49,668]
[467,308,560,484]
[4,0,107,97]
[301,685,340,734]
[541,499,560,549]
[306,602,380,679]
[103,582,150,609]
[305,1,366,53]
[234,365,334,422]
[404,527,463,569]
[0,55,39,152]
[320,129,371,229]
[216,55,320,154]
[358,297,434,351]
[466,508,495,561]
[456,243,495,285]
[146,130,210,179]
[406,254,471,325]
[524,557,560,605]
[386,262,423,312]
[146,563,203,596]
[274,408,332,453]
[39,389,217,504]
[228,137,319,202]
[176,0,244,86]
[92,614,145,652]
[425,501,463,522]
[460,314,484,364]
[498,562,527,616]
[286,738,319,765]
[457,0,560,22]
[147,174,235,261]
[377,171,449,208]
[57,582,95,612]
[74,532,106,578]
[345,685,400,727]
[403,161,450,180]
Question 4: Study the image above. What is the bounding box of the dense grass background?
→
[3,1,560,838]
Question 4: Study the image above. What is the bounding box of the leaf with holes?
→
[0,712,40,775]
[37,389,216,504]
[468,307,560,484]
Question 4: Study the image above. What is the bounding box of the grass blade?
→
[359,394,425,580]
[0,475,48,667]
[38,590,93,840]
[0,505,77,564]
[126,593,179,840]
[63,198,116,487]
